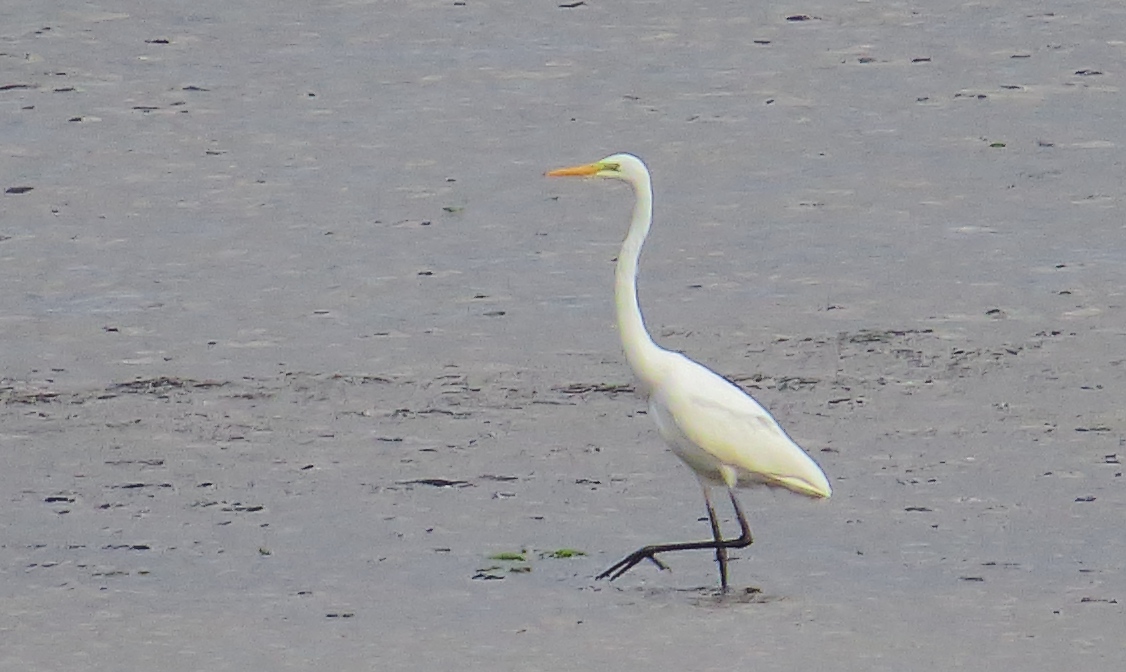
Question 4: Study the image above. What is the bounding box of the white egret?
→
[547,153,831,592]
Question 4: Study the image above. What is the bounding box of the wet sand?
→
[2,2,1125,670]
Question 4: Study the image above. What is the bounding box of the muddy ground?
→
[2,2,1125,670]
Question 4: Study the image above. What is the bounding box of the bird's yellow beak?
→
[546,162,601,178]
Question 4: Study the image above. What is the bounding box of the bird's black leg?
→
[596,486,754,591]
[702,486,729,592]
[727,487,754,549]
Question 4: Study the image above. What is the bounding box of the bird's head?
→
[546,153,646,184]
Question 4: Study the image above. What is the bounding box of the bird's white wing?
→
[653,355,831,498]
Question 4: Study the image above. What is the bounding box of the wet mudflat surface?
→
[2,2,1125,670]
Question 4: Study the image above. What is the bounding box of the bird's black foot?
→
[596,546,670,581]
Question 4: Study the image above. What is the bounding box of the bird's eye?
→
[602,163,621,172]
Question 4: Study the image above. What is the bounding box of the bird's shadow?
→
[686,585,786,608]
[608,584,785,607]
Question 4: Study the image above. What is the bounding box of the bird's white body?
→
[645,348,831,497]
[591,152,832,500]
[547,152,830,588]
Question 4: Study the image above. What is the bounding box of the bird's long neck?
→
[615,172,665,393]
